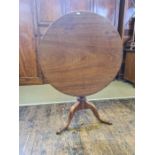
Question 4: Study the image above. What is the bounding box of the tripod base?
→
[56,97,112,134]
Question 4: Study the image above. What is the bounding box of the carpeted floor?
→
[19,98,135,155]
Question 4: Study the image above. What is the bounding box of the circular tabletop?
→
[38,12,122,96]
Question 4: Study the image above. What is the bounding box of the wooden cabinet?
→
[19,0,121,85]
[124,51,135,84]
[19,0,42,85]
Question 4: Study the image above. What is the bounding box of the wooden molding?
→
[19,77,43,85]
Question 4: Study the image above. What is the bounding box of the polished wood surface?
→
[38,12,122,96]
[19,0,134,85]
[20,0,124,85]
[124,52,135,84]
[19,0,42,85]
[19,99,135,155]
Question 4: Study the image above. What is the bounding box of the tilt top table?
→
[38,12,122,134]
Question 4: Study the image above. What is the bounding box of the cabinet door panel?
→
[94,0,120,27]
[66,0,92,13]
[124,52,135,83]
[19,0,42,84]
[36,0,64,24]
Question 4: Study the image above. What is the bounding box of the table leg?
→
[56,98,112,135]
[85,101,112,125]
[56,101,80,134]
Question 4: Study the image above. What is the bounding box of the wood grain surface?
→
[124,52,135,84]
[19,99,135,155]
[38,12,122,96]
[19,0,42,85]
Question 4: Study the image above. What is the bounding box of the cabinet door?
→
[94,0,120,27]
[35,0,65,40]
[124,52,135,83]
[19,0,42,85]
[36,0,64,24]
[65,0,92,13]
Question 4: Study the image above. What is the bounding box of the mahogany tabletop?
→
[38,12,122,96]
